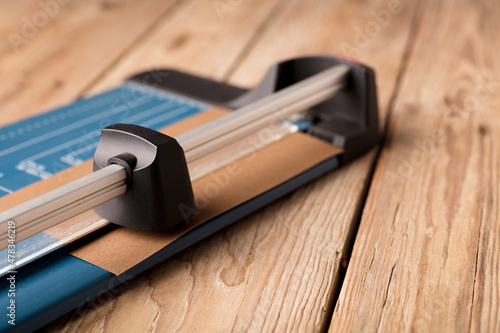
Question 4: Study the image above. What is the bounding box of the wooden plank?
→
[0,0,43,53]
[0,0,180,126]
[330,0,500,331]
[84,0,288,94]
[41,0,418,332]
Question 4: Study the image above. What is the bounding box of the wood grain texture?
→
[40,0,418,331]
[2,0,498,331]
[0,0,45,53]
[0,0,179,126]
[330,0,500,332]
[85,0,286,94]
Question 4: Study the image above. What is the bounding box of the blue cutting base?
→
[0,80,341,332]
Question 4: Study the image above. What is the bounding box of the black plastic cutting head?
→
[93,124,194,230]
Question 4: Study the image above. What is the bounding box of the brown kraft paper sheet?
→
[1,108,342,275]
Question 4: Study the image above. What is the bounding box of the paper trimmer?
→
[0,55,379,331]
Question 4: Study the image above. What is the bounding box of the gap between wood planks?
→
[320,4,424,332]
[330,0,500,331]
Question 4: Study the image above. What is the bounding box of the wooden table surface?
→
[1,0,499,331]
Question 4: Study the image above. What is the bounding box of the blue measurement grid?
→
[0,81,209,198]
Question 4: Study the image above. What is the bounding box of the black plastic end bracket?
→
[93,124,195,230]
[230,56,380,164]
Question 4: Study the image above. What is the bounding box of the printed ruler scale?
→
[0,82,209,196]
